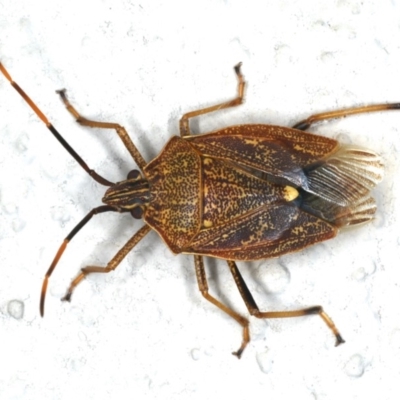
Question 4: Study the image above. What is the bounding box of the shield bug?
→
[1,62,397,358]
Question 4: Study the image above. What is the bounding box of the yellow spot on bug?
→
[244,138,259,145]
[204,220,213,228]
[292,226,304,234]
[283,186,298,202]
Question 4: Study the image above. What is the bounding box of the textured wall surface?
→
[1,1,400,399]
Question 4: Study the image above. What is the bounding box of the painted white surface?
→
[1,1,399,399]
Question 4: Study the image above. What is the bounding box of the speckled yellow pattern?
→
[144,137,202,252]
[188,124,339,187]
[140,125,380,260]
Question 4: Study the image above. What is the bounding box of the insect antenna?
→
[40,205,117,316]
[0,62,113,186]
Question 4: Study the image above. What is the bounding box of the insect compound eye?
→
[127,169,142,181]
[131,206,144,219]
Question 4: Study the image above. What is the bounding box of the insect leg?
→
[194,256,250,358]
[0,63,113,186]
[56,90,147,170]
[227,260,345,346]
[60,224,151,304]
[179,63,246,137]
[292,102,400,130]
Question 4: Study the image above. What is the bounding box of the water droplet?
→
[8,300,24,319]
[12,218,26,232]
[344,354,365,377]
[261,262,290,294]
[191,348,201,361]
[256,348,273,373]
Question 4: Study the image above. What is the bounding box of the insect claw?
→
[232,341,247,359]
[335,335,346,346]
[232,349,243,359]
[61,292,72,302]
[234,62,243,75]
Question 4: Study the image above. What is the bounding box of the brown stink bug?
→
[1,62,397,358]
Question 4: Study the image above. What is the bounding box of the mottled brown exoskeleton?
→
[1,62,397,357]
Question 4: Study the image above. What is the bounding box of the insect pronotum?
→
[1,62,397,358]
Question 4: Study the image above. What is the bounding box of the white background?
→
[1,1,400,399]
